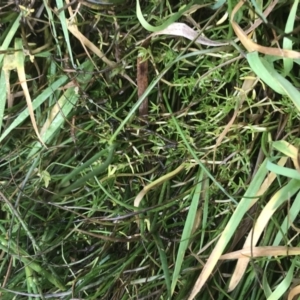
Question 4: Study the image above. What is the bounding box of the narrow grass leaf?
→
[0,69,6,133]
[28,60,93,158]
[263,270,273,298]
[220,246,300,259]
[250,0,267,23]
[0,234,66,290]
[266,258,296,300]
[188,159,269,299]
[283,0,298,74]
[55,0,75,68]
[0,13,21,65]
[153,233,171,298]
[228,156,287,291]
[262,191,300,297]
[273,190,300,245]
[231,0,300,59]
[248,52,300,112]
[28,88,78,157]
[171,169,203,295]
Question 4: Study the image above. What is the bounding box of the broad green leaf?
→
[247,52,300,112]
[247,52,284,94]
[266,160,300,180]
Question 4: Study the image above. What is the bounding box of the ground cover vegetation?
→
[1,0,300,299]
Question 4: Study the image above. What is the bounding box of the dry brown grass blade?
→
[137,54,149,119]
[2,54,16,108]
[15,45,47,148]
[220,246,300,259]
[67,20,116,69]
[140,22,228,47]
[231,0,300,59]
[288,285,300,300]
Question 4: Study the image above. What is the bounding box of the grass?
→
[1,0,300,299]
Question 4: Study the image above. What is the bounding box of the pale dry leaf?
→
[288,285,300,300]
[3,54,17,108]
[220,246,300,260]
[15,47,47,148]
[231,0,300,59]
[141,22,228,47]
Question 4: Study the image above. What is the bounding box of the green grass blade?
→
[153,233,171,298]
[266,160,300,180]
[55,0,75,67]
[247,52,300,112]
[171,168,203,295]
[247,52,284,94]
[273,191,300,245]
[265,258,296,300]
[0,69,6,133]
[283,0,298,75]
[0,13,21,65]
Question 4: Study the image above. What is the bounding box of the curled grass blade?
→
[136,0,194,32]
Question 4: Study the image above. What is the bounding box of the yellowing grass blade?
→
[231,0,300,59]
[14,38,46,148]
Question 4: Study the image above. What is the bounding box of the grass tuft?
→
[1,0,300,299]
